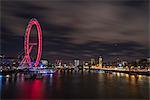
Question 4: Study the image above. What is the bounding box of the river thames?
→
[1,71,149,99]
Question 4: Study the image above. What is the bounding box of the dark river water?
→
[0,71,149,99]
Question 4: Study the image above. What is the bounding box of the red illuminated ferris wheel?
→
[20,18,42,67]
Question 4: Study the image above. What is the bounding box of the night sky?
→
[0,0,149,63]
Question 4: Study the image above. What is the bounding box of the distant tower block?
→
[91,58,95,65]
[74,60,80,67]
[99,56,103,68]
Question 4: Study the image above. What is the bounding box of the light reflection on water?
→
[1,72,149,99]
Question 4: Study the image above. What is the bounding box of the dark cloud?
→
[0,0,149,63]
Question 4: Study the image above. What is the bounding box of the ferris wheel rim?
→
[24,18,42,67]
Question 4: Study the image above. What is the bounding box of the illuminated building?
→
[0,56,19,67]
[91,58,95,65]
[41,59,49,67]
[74,60,79,67]
[58,61,62,68]
[147,57,150,63]
[122,61,128,67]
[68,63,74,68]
[63,64,68,69]
[55,60,62,68]
[99,56,103,68]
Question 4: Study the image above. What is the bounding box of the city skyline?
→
[0,1,149,99]
[1,0,149,62]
